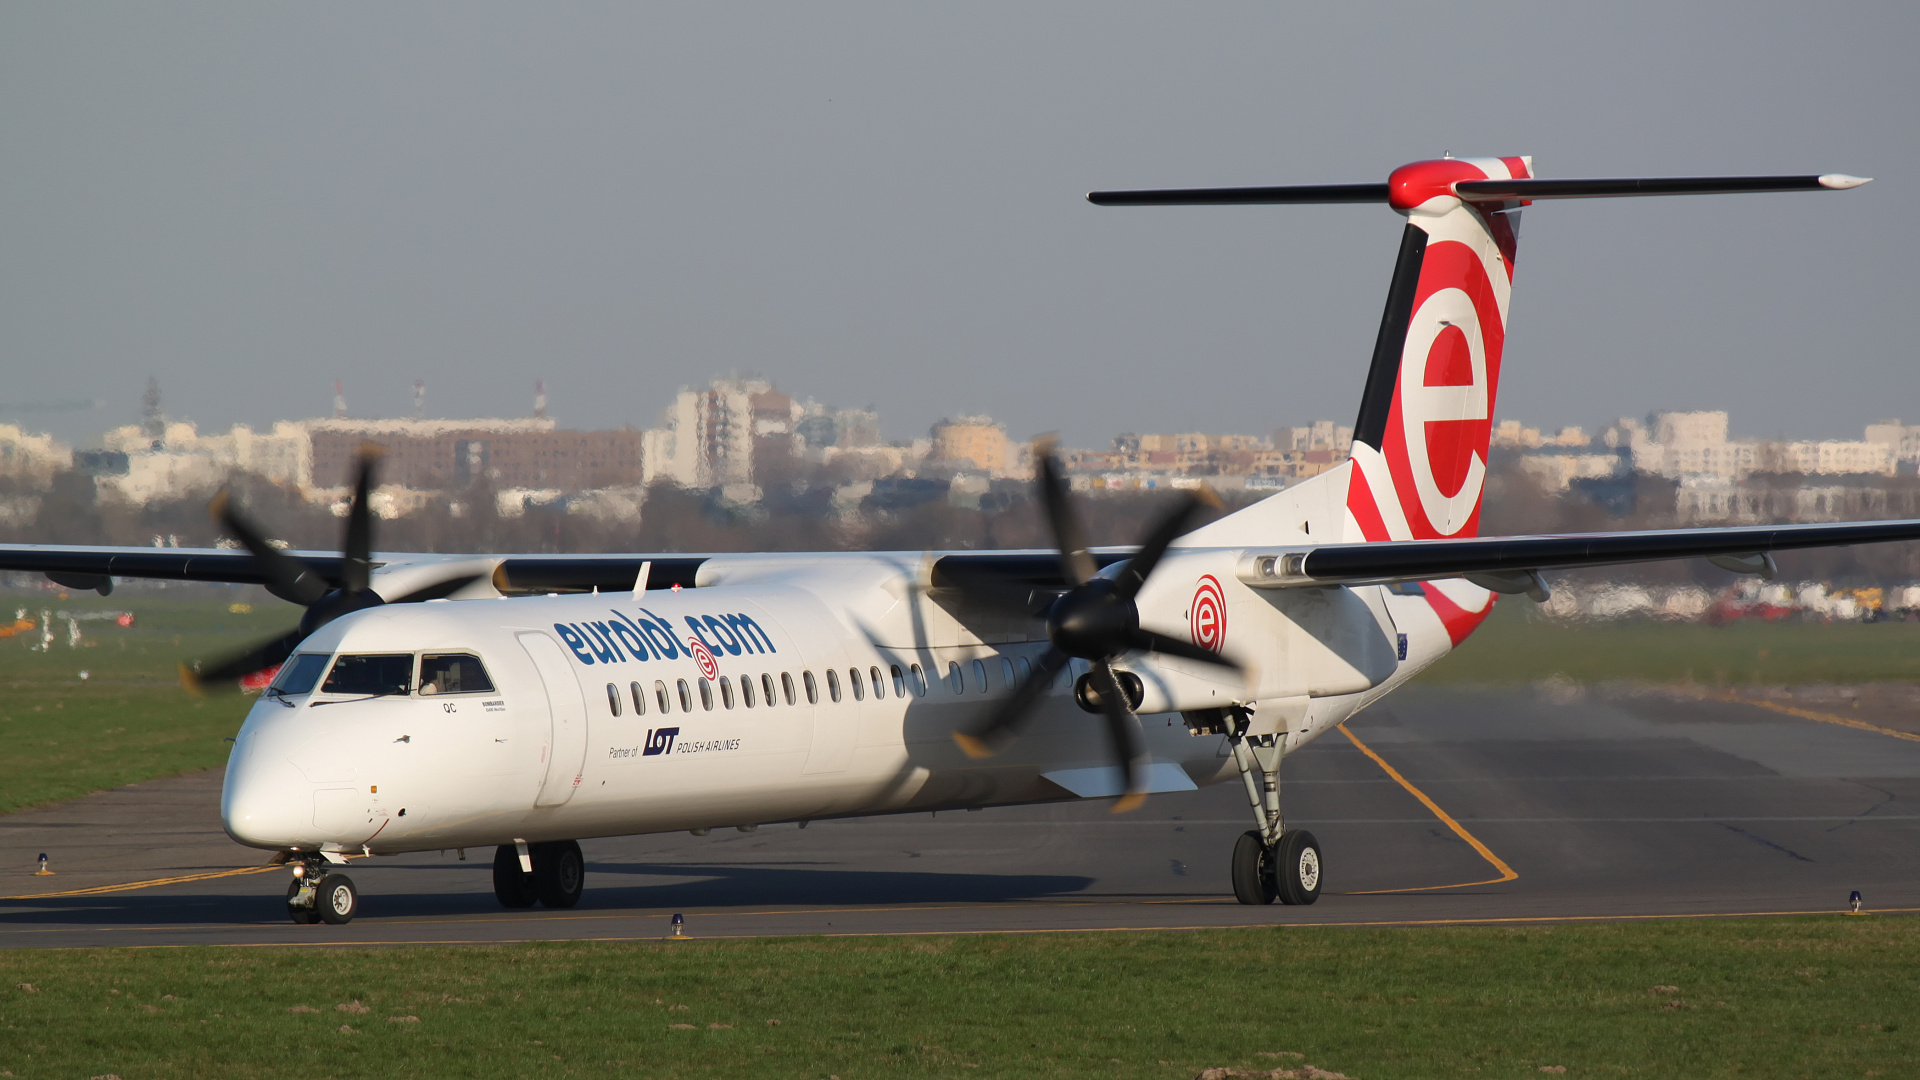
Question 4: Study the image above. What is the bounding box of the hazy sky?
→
[3,3,1914,449]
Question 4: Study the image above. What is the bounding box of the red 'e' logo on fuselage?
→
[1190,575,1226,652]
[689,639,718,680]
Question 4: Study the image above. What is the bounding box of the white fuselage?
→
[220,549,1484,855]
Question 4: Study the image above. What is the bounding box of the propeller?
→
[182,446,482,693]
[952,439,1240,812]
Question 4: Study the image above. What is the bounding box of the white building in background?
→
[1619,410,1896,482]
[91,420,311,504]
[641,377,801,491]
[0,424,73,486]
[1865,420,1920,469]
[1273,421,1353,453]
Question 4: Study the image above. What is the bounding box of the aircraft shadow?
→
[0,862,1096,927]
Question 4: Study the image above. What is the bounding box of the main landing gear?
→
[284,854,360,924]
[492,840,585,910]
[1211,708,1321,906]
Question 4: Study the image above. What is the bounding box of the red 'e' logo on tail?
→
[1190,575,1226,652]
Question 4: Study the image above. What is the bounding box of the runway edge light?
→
[35,853,52,876]
[1849,890,1863,914]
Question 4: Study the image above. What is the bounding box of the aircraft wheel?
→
[1230,830,1278,905]
[493,845,537,908]
[531,840,585,909]
[316,873,359,924]
[1274,829,1323,906]
[285,878,320,924]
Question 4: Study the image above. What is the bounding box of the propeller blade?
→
[385,573,488,605]
[1033,438,1096,587]
[208,489,330,607]
[341,445,381,594]
[1111,486,1220,602]
[180,627,307,695]
[1090,660,1151,814]
[1126,628,1241,670]
[954,648,1070,759]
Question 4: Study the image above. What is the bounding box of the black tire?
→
[493,845,537,908]
[1230,830,1277,905]
[316,873,359,924]
[1274,829,1323,906]
[285,877,320,924]
[531,840,585,909]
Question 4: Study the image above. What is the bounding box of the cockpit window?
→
[321,654,414,696]
[418,653,495,695]
[272,653,331,696]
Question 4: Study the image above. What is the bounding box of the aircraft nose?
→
[221,749,316,850]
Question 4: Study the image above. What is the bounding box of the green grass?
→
[1,919,1916,1078]
[1421,599,1920,686]
[0,588,277,814]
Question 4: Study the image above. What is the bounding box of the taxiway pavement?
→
[5,685,1919,949]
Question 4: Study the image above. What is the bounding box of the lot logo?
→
[1190,575,1226,652]
[643,727,680,757]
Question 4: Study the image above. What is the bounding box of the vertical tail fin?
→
[1345,156,1530,542]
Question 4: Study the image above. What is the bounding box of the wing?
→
[1235,519,1920,591]
[0,544,706,595]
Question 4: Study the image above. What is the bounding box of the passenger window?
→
[1001,657,1016,688]
[803,670,819,704]
[948,661,963,694]
[891,665,905,698]
[656,680,671,714]
[272,653,330,696]
[909,663,927,696]
[605,683,622,716]
[973,659,988,693]
[419,653,495,695]
[849,668,864,701]
[630,681,647,715]
[869,666,885,699]
[827,668,842,703]
[677,679,692,713]
[782,672,797,705]
[720,676,735,709]
[741,674,756,708]
[1018,656,1032,681]
[322,654,413,696]
[699,678,714,711]
[763,673,777,706]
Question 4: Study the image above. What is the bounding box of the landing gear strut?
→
[1211,707,1321,905]
[492,840,585,909]
[284,853,360,924]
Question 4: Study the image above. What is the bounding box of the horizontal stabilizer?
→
[1453,174,1871,201]
[1088,183,1388,206]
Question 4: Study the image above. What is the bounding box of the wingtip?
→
[1818,174,1872,190]
[952,732,996,760]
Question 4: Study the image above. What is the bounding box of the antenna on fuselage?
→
[632,560,652,600]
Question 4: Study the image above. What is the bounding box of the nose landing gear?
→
[284,854,360,924]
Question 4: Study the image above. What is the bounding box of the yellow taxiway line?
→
[1336,722,1519,893]
[1691,689,1920,744]
[1,864,278,901]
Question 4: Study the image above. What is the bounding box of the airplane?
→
[3,155,1909,926]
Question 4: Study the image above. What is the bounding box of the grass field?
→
[0,587,273,814]
[1,918,1914,1079]
[1419,599,1920,686]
